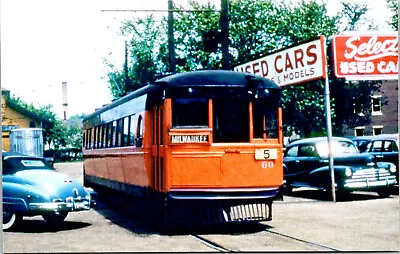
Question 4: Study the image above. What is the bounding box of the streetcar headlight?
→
[345,168,353,177]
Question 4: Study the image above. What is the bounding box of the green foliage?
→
[386,0,398,30]
[103,0,383,137]
[339,2,372,31]
[8,95,84,151]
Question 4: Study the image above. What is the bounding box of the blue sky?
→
[1,0,395,118]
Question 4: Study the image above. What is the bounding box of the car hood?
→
[14,170,89,198]
[329,153,375,166]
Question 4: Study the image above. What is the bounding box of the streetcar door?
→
[151,105,164,191]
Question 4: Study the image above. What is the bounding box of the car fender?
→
[309,165,350,187]
[2,182,30,213]
[310,165,350,175]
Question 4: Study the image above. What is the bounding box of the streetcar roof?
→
[155,70,279,89]
[83,70,279,122]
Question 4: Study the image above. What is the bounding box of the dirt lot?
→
[2,162,399,252]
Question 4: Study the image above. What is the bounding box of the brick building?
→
[1,88,47,151]
[342,79,398,136]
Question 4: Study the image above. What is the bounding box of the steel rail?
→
[189,234,234,252]
[265,229,340,252]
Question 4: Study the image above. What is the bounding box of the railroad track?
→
[190,227,340,252]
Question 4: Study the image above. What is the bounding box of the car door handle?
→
[376,155,384,158]
[295,160,300,163]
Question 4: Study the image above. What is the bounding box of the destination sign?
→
[170,135,209,144]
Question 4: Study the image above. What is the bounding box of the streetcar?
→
[82,70,283,227]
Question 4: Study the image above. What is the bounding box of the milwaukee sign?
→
[332,34,398,80]
[233,36,327,87]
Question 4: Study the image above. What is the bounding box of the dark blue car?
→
[2,152,96,231]
[283,137,397,198]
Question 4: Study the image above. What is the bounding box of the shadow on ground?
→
[283,185,398,202]
[10,219,91,233]
[92,189,272,236]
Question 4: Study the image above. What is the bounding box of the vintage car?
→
[2,152,96,231]
[283,137,397,198]
[362,134,399,182]
[346,135,374,152]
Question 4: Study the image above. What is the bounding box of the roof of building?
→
[2,89,49,123]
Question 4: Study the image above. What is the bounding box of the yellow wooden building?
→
[2,88,46,151]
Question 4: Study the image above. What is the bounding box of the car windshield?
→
[3,157,54,174]
[316,141,358,157]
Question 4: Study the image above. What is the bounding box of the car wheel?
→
[377,188,392,198]
[42,212,68,225]
[3,211,22,231]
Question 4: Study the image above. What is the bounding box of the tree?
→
[104,0,382,137]
[8,95,84,153]
[338,2,377,31]
[386,0,398,30]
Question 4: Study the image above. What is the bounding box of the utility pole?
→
[220,0,230,70]
[124,40,130,90]
[168,0,176,73]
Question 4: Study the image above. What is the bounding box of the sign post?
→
[323,40,336,202]
[234,36,337,201]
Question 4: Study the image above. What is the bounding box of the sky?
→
[1,0,396,119]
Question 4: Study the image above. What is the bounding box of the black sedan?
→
[283,137,397,198]
[362,134,399,181]
[2,152,96,231]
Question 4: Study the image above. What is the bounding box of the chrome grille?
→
[204,203,271,223]
[350,168,391,181]
[345,168,397,187]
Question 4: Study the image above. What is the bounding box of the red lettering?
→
[245,64,251,73]
[306,45,317,65]
[252,63,260,75]
[294,49,305,68]
[274,55,283,73]
[285,53,293,71]
[261,60,268,76]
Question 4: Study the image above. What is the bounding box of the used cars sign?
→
[233,36,327,87]
[332,34,398,80]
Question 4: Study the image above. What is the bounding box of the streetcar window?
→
[111,121,117,147]
[83,131,86,149]
[136,115,143,147]
[213,99,249,143]
[129,115,136,146]
[99,124,106,148]
[123,116,130,146]
[93,126,98,149]
[106,122,112,148]
[88,128,93,149]
[253,102,278,139]
[116,118,123,147]
[172,98,208,128]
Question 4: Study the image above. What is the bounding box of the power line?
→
[101,9,218,13]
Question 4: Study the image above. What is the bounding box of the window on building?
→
[371,95,382,116]
[373,125,383,136]
[354,127,365,136]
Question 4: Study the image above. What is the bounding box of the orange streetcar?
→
[82,70,283,226]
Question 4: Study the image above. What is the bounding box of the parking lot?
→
[3,162,399,252]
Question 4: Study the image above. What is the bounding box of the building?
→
[1,88,47,151]
[343,80,398,136]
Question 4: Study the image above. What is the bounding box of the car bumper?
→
[28,199,96,213]
[344,176,397,189]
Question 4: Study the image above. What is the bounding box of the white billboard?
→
[233,36,327,86]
